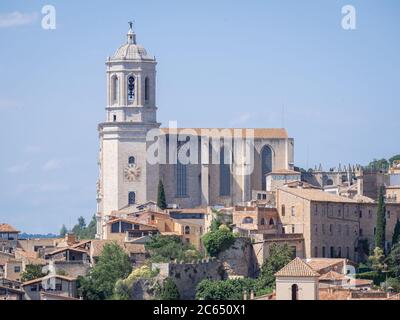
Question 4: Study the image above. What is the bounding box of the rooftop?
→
[0,223,19,233]
[275,257,320,278]
[159,128,289,139]
[277,187,358,203]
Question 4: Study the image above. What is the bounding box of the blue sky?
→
[0,0,399,233]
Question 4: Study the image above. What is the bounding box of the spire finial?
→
[127,21,136,44]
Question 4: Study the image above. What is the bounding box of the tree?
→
[386,244,400,278]
[145,234,201,263]
[78,242,132,300]
[375,186,386,251]
[257,243,293,289]
[369,247,385,273]
[202,225,235,257]
[389,154,400,166]
[21,264,48,282]
[59,224,68,237]
[392,219,400,247]
[157,180,167,210]
[196,278,260,300]
[156,278,180,300]
[367,159,389,171]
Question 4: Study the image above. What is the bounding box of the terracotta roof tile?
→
[275,258,320,277]
[0,223,19,233]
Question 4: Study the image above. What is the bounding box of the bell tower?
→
[96,23,160,239]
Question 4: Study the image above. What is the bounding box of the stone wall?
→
[217,237,258,278]
[152,258,225,299]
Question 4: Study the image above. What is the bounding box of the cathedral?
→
[96,25,295,239]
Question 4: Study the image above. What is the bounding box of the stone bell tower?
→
[96,23,160,239]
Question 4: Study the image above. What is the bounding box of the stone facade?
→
[96,27,294,239]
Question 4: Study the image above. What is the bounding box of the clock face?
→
[124,164,141,182]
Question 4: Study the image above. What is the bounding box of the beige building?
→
[22,275,77,300]
[96,26,294,239]
[275,258,320,300]
[276,187,400,261]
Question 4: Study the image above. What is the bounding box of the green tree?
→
[367,159,389,171]
[257,243,293,289]
[59,224,68,237]
[20,264,48,282]
[156,278,180,300]
[157,180,167,210]
[368,247,385,273]
[145,235,201,263]
[202,225,235,257]
[392,219,400,247]
[386,243,400,278]
[78,242,132,300]
[196,278,260,300]
[375,186,386,251]
[389,154,400,165]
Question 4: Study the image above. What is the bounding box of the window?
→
[291,206,295,216]
[176,160,187,197]
[14,266,21,273]
[369,210,372,218]
[291,284,298,301]
[219,146,231,196]
[330,246,335,258]
[314,246,318,257]
[121,222,132,233]
[346,247,350,259]
[329,224,333,234]
[326,179,333,186]
[184,226,190,235]
[388,211,391,219]
[338,224,342,234]
[30,285,37,292]
[55,283,62,291]
[261,145,272,190]
[242,217,253,224]
[111,222,119,233]
[281,205,285,216]
[337,247,342,258]
[260,218,265,225]
[113,114,117,122]
[314,205,318,215]
[127,76,135,101]
[359,228,363,236]
[322,224,325,234]
[314,224,318,234]
[128,156,135,165]
[112,76,118,103]
[128,192,136,205]
[291,246,297,258]
[144,77,150,101]
[359,210,362,218]
[269,218,274,226]
[322,246,326,258]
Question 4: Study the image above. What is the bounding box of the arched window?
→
[127,76,135,101]
[184,226,190,235]
[260,218,265,225]
[144,77,150,101]
[219,146,231,196]
[326,178,334,186]
[112,76,118,103]
[128,192,136,205]
[269,218,275,226]
[176,146,187,197]
[261,146,273,190]
[128,156,135,165]
[291,284,298,301]
[242,217,253,224]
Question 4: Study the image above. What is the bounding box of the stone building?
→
[276,187,400,261]
[96,25,294,239]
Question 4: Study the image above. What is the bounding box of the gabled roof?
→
[22,274,77,286]
[305,258,346,272]
[319,270,346,281]
[0,223,19,233]
[46,247,88,256]
[275,258,320,277]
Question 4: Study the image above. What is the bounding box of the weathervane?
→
[128,21,134,29]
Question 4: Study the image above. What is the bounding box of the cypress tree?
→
[392,219,400,247]
[375,186,386,252]
[157,180,167,210]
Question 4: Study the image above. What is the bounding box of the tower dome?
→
[111,23,154,61]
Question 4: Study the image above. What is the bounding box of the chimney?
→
[65,233,76,246]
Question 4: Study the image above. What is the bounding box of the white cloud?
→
[42,159,63,171]
[6,163,29,174]
[229,112,253,127]
[0,11,37,28]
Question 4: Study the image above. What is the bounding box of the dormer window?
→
[128,76,135,101]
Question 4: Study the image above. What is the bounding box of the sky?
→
[0,0,399,233]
